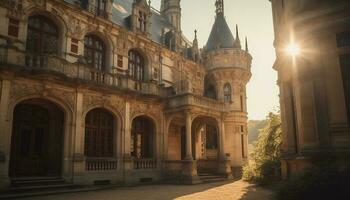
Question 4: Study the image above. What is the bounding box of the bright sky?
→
[152,0,279,120]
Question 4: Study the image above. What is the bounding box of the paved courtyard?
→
[23,180,273,200]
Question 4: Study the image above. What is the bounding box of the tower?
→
[203,0,252,171]
[160,0,181,32]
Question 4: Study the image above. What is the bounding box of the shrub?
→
[243,112,282,185]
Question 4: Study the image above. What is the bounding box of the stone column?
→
[218,116,232,178]
[123,101,133,185]
[72,91,85,184]
[181,110,200,184]
[185,110,192,160]
[0,79,11,188]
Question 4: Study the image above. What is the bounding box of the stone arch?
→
[82,104,124,158]
[191,116,220,160]
[130,114,158,158]
[24,9,69,57]
[7,96,73,178]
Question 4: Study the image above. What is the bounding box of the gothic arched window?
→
[85,108,114,157]
[84,35,106,70]
[128,50,145,81]
[224,83,232,102]
[26,15,59,55]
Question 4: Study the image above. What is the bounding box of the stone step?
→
[198,173,228,183]
[0,186,110,199]
[11,177,66,187]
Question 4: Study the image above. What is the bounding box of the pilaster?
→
[0,79,11,188]
[72,91,85,183]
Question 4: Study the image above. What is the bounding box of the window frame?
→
[84,34,106,71]
[128,50,145,81]
[84,108,114,158]
[223,83,232,102]
[26,15,59,55]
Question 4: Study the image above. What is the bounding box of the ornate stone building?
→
[0,0,251,188]
[270,0,350,179]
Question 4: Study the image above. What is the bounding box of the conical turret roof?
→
[204,0,234,52]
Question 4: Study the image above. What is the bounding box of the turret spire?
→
[193,29,198,47]
[234,24,241,48]
[215,0,224,16]
[245,37,249,52]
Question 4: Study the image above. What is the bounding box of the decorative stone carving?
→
[83,94,125,116]
[10,82,44,100]
[10,82,75,110]
[130,102,162,121]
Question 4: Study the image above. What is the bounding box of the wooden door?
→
[10,104,49,177]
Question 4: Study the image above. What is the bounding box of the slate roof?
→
[63,0,174,44]
[204,14,235,52]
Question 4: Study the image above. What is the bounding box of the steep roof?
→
[204,14,235,52]
[64,0,174,44]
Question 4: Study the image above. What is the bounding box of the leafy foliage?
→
[243,112,282,185]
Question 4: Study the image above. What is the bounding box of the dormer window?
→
[95,0,107,18]
[138,11,147,32]
[82,0,107,18]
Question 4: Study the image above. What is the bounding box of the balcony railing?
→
[133,159,157,169]
[0,49,161,96]
[167,93,228,112]
[86,158,118,171]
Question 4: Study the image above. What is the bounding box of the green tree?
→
[243,111,282,185]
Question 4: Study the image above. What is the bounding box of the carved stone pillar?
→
[185,110,193,160]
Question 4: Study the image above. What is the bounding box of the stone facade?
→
[0,0,251,188]
[270,0,350,179]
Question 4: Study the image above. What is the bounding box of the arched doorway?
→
[131,116,155,159]
[191,116,219,173]
[9,99,64,177]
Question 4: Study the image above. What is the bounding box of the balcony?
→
[167,93,228,112]
[0,48,161,96]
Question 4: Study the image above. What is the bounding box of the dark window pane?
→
[26,16,58,55]
[84,35,105,70]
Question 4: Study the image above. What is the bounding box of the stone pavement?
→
[23,180,273,200]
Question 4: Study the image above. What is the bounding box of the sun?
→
[285,43,300,56]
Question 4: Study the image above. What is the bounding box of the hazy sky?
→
[153,0,279,120]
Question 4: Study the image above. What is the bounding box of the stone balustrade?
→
[85,158,118,171]
[133,159,157,169]
[167,93,228,112]
[0,48,161,96]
